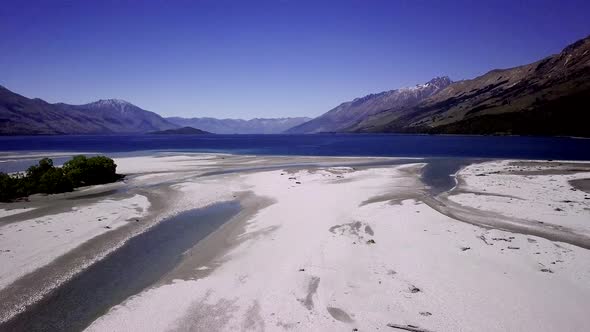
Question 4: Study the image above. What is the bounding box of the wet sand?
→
[570,178,590,193]
[2,201,242,332]
[444,160,590,245]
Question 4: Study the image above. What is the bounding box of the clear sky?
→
[1,0,589,119]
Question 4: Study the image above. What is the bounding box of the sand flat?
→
[85,158,590,332]
[449,160,590,236]
[0,207,36,218]
[1,154,590,331]
[0,194,150,290]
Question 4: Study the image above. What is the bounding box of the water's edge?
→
[0,201,241,332]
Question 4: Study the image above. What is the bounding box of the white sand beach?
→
[0,194,150,290]
[448,160,590,236]
[1,154,589,332]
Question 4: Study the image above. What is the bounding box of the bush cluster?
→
[0,155,122,202]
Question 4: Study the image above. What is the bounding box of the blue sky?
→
[1,0,589,119]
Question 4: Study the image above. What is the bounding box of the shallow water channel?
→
[1,201,241,332]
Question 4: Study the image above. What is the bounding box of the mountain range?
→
[1,35,588,137]
[286,77,452,133]
[166,117,311,134]
[292,35,590,137]
[0,87,177,135]
[0,87,308,135]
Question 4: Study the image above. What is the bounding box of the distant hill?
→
[0,83,310,135]
[286,77,452,134]
[167,116,312,134]
[149,126,210,135]
[0,87,177,135]
[314,35,590,137]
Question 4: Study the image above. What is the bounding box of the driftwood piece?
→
[386,323,434,332]
[478,234,493,245]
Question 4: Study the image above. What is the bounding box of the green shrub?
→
[63,155,121,186]
[0,155,121,202]
[26,157,54,183]
[62,155,88,187]
[38,167,73,194]
[0,172,17,202]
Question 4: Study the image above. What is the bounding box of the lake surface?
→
[1,134,589,160]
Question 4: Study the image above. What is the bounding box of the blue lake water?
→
[1,134,589,160]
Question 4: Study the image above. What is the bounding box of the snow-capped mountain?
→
[349,35,590,136]
[285,77,452,133]
[0,88,177,135]
[78,99,178,133]
[84,99,136,113]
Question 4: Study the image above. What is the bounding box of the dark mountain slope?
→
[349,35,590,137]
[286,77,452,134]
[0,87,177,135]
[79,99,178,133]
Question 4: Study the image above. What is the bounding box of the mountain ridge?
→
[2,35,588,137]
[167,116,312,134]
[0,85,312,135]
[0,88,178,135]
[285,77,452,134]
[344,35,590,136]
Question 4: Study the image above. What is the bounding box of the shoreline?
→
[1,132,590,138]
[1,153,589,331]
[0,154,400,324]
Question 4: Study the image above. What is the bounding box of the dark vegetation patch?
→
[425,89,590,137]
[0,155,123,202]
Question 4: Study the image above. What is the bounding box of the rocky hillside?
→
[167,116,312,134]
[0,87,177,135]
[285,77,452,133]
[349,35,590,136]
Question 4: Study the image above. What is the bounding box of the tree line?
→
[0,155,122,202]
